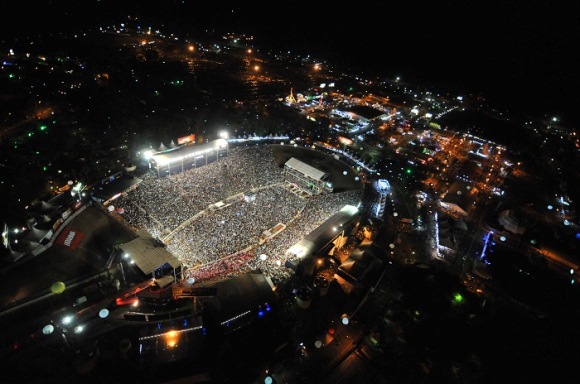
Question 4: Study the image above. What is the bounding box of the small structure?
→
[283,157,331,195]
[498,209,526,235]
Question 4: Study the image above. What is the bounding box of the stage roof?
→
[118,229,181,275]
[284,157,328,181]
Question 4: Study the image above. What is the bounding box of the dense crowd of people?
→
[116,145,362,284]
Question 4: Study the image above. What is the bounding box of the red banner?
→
[55,228,84,250]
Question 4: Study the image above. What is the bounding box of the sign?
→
[61,208,73,220]
[52,218,63,232]
[55,228,84,250]
[177,134,195,145]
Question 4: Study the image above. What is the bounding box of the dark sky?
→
[1,0,578,122]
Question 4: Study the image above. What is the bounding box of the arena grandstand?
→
[286,204,360,260]
[148,139,229,177]
[115,144,362,285]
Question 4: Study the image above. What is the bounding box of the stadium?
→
[114,142,364,286]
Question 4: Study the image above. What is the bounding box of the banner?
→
[55,227,84,250]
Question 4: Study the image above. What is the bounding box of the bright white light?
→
[259,254,268,261]
[500,236,506,241]
[219,131,228,139]
[143,150,154,160]
[42,324,55,335]
[74,325,84,334]
[99,309,110,319]
[62,316,73,325]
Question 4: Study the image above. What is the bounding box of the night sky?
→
[1,1,578,121]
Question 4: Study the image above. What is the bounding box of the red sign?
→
[177,134,195,145]
[55,228,84,250]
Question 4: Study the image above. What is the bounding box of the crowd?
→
[116,145,363,284]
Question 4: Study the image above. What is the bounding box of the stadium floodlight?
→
[143,149,154,160]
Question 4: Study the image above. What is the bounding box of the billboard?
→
[177,134,195,145]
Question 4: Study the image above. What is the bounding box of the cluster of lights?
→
[221,310,251,326]
[138,325,202,341]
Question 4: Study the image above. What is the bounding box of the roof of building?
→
[344,105,385,120]
[118,229,181,275]
[92,173,142,202]
[150,139,228,166]
[338,243,383,285]
[284,157,328,181]
[202,271,277,323]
